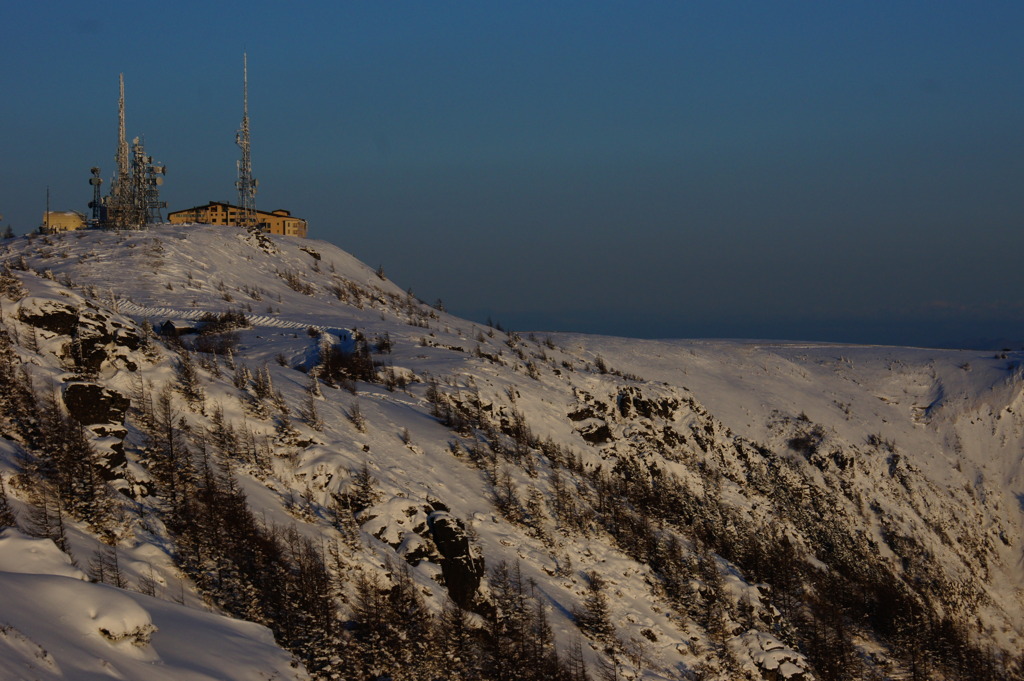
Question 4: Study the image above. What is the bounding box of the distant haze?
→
[4,2,1023,349]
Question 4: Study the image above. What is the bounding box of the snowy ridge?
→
[0,226,1022,680]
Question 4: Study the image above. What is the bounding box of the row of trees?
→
[0,323,122,545]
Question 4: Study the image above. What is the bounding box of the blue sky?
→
[4,1,1023,348]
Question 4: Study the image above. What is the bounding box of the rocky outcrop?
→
[75,308,141,372]
[62,383,130,426]
[62,383,130,482]
[427,510,485,608]
[363,497,484,608]
[18,300,79,335]
[18,299,141,373]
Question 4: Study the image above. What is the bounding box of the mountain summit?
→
[0,226,1021,680]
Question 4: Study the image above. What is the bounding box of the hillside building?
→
[41,211,86,234]
[167,202,307,238]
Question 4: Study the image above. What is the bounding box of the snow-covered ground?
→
[0,530,307,680]
[0,225,1021,680]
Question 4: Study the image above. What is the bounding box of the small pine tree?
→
[329,494,361,549]
[145,384,194,517]
[0,475,17,528]
[0,265,27,301]
[137,564,158,597]
[574,571,615,642]
[175,349,206,411]
[233,362,252,390]
[251,364,273,400]
[494,468,523,523]
[566,638,592,681]
[437,598,484,679]
[88,543,126,588]
[351,571,397,677]
[209,404,239,458]
[346,401,366,433]
[350,463,379,513]
[298,391,324,432]
[306,370,322,398]
[26,486,71,555]
[385,560,436,677]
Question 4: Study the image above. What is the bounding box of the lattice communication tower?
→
[97,75,166,229]
[235,53,259,229]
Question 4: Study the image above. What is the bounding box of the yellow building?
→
[167,202,308,238]
[41,211,86,234]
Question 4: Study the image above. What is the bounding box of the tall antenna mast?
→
[106,73,133,229]
[138,138,167,224]
[88,167,103,226]
[236,52,258,229]
[117,74,129,186]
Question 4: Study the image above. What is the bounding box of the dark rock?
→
[90,424,127,438]
[62,384,131,486]
[428,511,484,608]
[567,406,597,422]
[22,299,142,372]
[70,311,142,372]
[111,323,141,351]
[88,425,128,480]
[616,387,679,420]
[72,325,110,373]
[112,353,138,372]
[62,383,130,426]
[579,421,613,444]
[401,535,440,566]
[18,301,78,334]
[662,425,685,447]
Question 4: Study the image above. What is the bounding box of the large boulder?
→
[427,511,485,608]
[62,383,130,426]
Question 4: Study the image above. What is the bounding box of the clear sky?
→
[4,1,1023,348]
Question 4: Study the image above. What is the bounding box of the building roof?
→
[167,201,305,221]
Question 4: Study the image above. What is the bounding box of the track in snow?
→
[117,301,352,341]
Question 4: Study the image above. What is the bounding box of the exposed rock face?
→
[18,300,78,335]
[364,498,485,608]
[62,383,130,482]
[18,299,141,373]
[75,308,141,373]
[615,385,679,420]
[427,510,484,608]
[62,383,130,426]
[577,421,613,444]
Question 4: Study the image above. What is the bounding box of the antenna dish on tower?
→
[95,75,166,229]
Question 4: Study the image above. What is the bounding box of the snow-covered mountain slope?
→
[0,529,307,680]
[0,225,1021,681]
